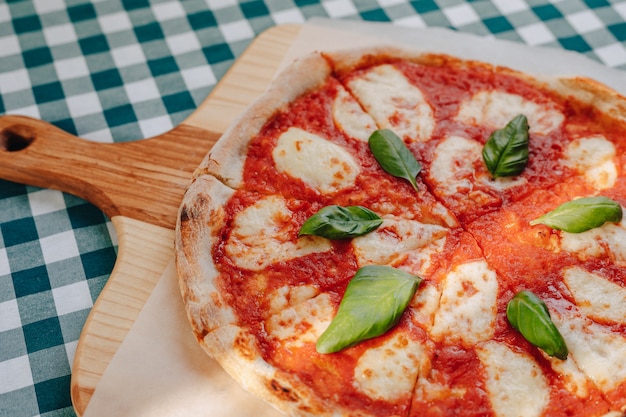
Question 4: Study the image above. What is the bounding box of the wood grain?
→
[67,24,299,416]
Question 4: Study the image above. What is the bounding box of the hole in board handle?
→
[0,125,35,152]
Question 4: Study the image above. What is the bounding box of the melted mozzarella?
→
[431,260,498,346]
[430,136,481,195]
[563,267,626,324]
[332,86,377,142]
[268,285,320,316]
[265,293,333,348]
[560,217,626,264]
[542,352,590,398]
[225,195,331,271]
[553,309,626,392]
[564,136,617,190]
[351,218,448,266]
[456,90,564,134]
[477,341,549,417]
[273,127,360,194]
[347,64,434,142]
[353,332,424,402]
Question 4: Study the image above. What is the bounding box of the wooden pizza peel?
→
[0,24,300,417]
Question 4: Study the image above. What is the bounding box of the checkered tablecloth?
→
[1,1,625,416]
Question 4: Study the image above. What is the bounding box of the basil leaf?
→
[299,205,383,239]
[482,114,529,178]
[369,129,421,192]
[529,196,623,233]
[506,291,568,360]
[316,265,421,354]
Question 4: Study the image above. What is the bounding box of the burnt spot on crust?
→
[268,379,300,402]
[233,332,257,361]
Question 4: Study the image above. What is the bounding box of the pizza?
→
[175,47,626,417]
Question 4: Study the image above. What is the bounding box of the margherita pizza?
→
[175,47,626,417]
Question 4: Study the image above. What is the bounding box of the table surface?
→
[1,1,626,416]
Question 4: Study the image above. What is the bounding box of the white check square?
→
[180,65,216,90]
[138,115,173,139]
[595,43,626,68]
[152,1,186,21]
[220,20,254,43]
[54,56,90,80]
[322,0,358,19]
[0,299,20,332]
[166,32,202,55]
[43,24,78,47]
[40,231,80,264]
[98,11,133,34]
[0,248,10,276]
[28,189,66,216]
[517,22,555,46]
[566,10,603,34]
[0,355,33,394]
[66,92,103,118]
[443,4,480,27]
[492,0,528,14]
[53,281,93,316]
[0,35,21,58]
[111,44,147,68]
[271,9,305,25]
[33,0,66,14]
[124,78,161,103]
[0,68,30,94]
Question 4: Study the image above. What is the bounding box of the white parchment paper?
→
[82,19,626,417]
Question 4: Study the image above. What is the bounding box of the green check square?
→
[67,3,97,23]
[361,8,391,22]
[34,374,73,414]
[81,247,117,279]
[241,1,270,19]
[188,10,218,30]
[411,0,438,14]
[79,34,109,55]
[135,22,165,42]
[91,68,124,90]
[23,46,54,68]
[12,14,42,34]
[203,43,234,64]
[163,91,195,114]
[23,316,64,353]
[103,104,137,127]
[122,0,150,11]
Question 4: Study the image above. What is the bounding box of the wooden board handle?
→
[0,115,219,229]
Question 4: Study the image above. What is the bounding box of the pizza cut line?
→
[175,47,626,417]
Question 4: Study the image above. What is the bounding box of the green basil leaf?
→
[506,290,568,360]
[316,265,421,354]
[482,114,529,178]
[369,129,421,192]
[299,205,383,239]
[529,196,623,233]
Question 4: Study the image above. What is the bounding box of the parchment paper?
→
[82,19,626,417]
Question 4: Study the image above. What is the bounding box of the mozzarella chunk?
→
[351,218,448,266]
[225,195,331,271]
[477,341,549,417]
[347,64,434,142]
[332,86,377,142]
[266,293,333,348]
[268,285,320,316]
[273,127,360,194]
[353,332,425,402]
[542,352,590,398]
[456,90,564,134]
[560,217,626,264]
[564,136,617,190]
[553,309,626,392]
[431,260,498,346]
[430,136,481,195]
[563,267,626,324]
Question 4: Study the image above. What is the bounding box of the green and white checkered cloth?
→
[1,1,625,416]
